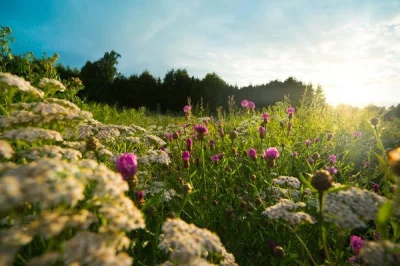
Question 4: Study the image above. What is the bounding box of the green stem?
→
[293,230,319,266]
[319,191,331,263]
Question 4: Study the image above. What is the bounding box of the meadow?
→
[0,72,400,266]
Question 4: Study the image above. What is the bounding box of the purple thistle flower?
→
[354,131,362,138]
[248,148,257,160]
[259,126,266,139]
[210,154,222,163]
[218,126,225,137]
[329,154,337,164]
[287,107,295,114]
[326,166,338,175]
[194,125,208,140]
[182,151,190,162]
[241,99,249,108]
[292,151,298,157]
[168,133,173,141]
[116,153,138,180]
[307,157,314,165]
[210,139,215,149]
[265,147,279,160]
[248,101,255,111]
[305,139,312,146]
[183,105,191,113]
[373,183,379,194]
[262,112,270,122]
[314,138,319,143]
[187,138,193,150]
[350,235,363,256]
[135,190,145,200]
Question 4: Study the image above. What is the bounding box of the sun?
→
[318,64,376,107]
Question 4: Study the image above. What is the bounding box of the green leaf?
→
[298,173,315,192]
[377,200,393,225]
[326,184,351,194]
[390,220,400,241]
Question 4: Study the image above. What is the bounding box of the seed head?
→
[311,170,333,191]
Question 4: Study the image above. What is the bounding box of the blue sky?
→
[1,0,400,106]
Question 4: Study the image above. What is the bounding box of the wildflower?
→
[311,170,333,192]
[307,157,314,165]
[262,199,314,225]
[3,127,63,143]
[372,183,379,194]
[349,235,363,263]
[329,154,337,164]
[327,132,333,141]
[186,138,193,152]
[287,107,295,119]
[265,147,279,167]
[209,139,215,150]
[326,166,338,175]
[248,148,257,160]
[292,151,298,158]
[241,99,248,108]
[183,105,191,114]
[363,161,370,168]
[305,139,312,146]
[262,112,270,122]
[286,107,295,114]
[193,125,208,140]
[116,153,138,180]
[135,190,145,201]
[312,152,320,161]
[314,138,319,143]
[195,157,200,166]
[39,78,66,93]
[272,176,301,189]
[182,151,190,168]
[259,126,266,139]
[229,129,238,140]
[324,186,385,228]
[0,72,44,98]
[248,101,255,111]
[370,117,379,126]
[168,133,173,142]
[354,131,362,138]
[210,153,223,164]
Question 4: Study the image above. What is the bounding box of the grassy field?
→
[1,73,400,266]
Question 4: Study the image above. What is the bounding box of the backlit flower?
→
[241,99,249,108]
[116,153,138,180]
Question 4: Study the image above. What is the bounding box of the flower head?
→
[305,139,312,146]
[182,151,190,162]
[186,138,193,151]
[241,99,249,108]
[209,139,215,149]
[248,101,255,111]
[372,183,379,194]
[183,105,191,113]
[194,125,208,140]
[287,107,295,114]
[292,151,298,158]
[327,132,333,141]
[259,126,266,139]
[329,154,337,164]
[354,131,362,138]
[265,147,280,161]
[262,113,270,122]
[248,148,257,160]
[116,153,138,180]
[350,235,363,255]
[326,166,338,175]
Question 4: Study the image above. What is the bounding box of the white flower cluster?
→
[323,186,386,229]
[262,199,314,226]
[0,140,14,158]
[65,119,147,143]
[159,218,237,266]
[63,232,132,266]
[139,149,171,165]
[143,181,176,202]
[0,158,145,265]
[272,176,301,189]
[39,78,66,92]
[145,134,167,147]
[0,101,92,127]
[2,127,63,142]
[359,240,400,266]
[19,145,82,161]
[0,72,44,98]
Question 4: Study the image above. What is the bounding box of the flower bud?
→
[311,170,333,192]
